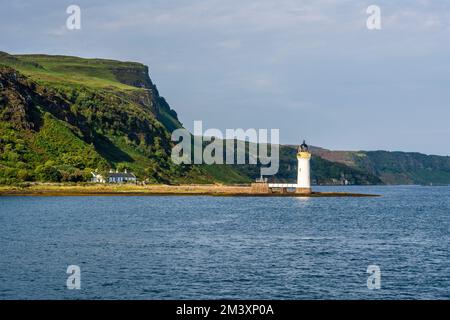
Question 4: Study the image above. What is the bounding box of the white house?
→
[107,169,137,184]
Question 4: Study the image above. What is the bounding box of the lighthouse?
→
[296,140,312,194]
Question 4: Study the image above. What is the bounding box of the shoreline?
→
[0,184,380,197]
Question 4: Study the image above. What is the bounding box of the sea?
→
[0,185,448,299]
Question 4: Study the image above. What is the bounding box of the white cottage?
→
[107,170,137,183]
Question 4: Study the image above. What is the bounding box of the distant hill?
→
[312,148,450,185]
[228,143,383,185]
[1,52,448,185]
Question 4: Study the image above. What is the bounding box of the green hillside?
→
[313,148,450,185]
[1,52,448,185]
[2,52,148,90]
[0,52,212,184]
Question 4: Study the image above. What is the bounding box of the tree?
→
[35,165,62,182]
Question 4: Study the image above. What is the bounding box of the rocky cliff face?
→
[0,67,39,130]
[0,53,193,184]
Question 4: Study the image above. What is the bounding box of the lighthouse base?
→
[250,182,270,193]
[295,187,312,194]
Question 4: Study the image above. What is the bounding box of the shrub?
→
[35,165,62,182]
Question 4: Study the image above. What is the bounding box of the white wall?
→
[297,157,311,188]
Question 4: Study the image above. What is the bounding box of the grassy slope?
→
[11,54,142,90]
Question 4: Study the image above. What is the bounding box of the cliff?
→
[0,52,216,184]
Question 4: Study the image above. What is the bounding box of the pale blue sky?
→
[1,0,449,155]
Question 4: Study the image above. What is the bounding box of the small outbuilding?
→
[90,172,106,183]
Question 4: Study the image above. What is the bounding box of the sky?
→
[1,0,449,155]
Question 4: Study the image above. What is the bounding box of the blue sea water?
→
[0,185,449,300]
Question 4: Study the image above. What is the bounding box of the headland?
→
[0,184,380,197]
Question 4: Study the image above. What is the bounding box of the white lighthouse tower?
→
[296,140,312,194]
